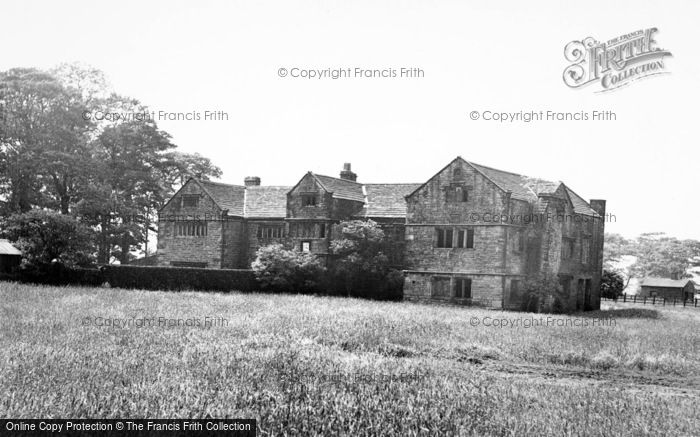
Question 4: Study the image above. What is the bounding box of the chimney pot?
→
[244,176,261,187]
[339,163,357,181]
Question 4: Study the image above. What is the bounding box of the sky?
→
[2,0,698,239]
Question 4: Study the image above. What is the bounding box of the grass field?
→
[1,282,699,435]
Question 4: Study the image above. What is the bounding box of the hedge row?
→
[102,265,258,292]
[4,264,104,287]
[3,264,401,299]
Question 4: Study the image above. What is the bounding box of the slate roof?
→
[467,160,600,217]
[192,177,417,220]
[0,239,21,256]
[640,278,696,289]
[186,157,600,221]
[312,174,365,202]
[194,180,291,219]
[564,186,600,217]
[197,180,245,216]
[244,186,291,218]
[357,183,421,218]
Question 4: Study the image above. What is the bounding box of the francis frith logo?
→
[563,28,672,92]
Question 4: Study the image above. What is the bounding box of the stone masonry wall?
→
[158,180,226,268]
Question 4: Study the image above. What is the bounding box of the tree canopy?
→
[603,232,700,289]
[0,64,221,264]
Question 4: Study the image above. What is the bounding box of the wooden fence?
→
[601,296,699,308]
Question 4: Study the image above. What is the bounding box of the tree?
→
[158,151,222,189]
[633,233,698,280]
[1,64,222,262]
[0,68,66,213]
[251,243,325,292]
[600,269,624,299]
[1,210,95,269]
[604,232,700,290]
[78,119,175,264]
[329,220,403,297]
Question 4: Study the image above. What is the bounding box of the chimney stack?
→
[339,163,357,181]
[244,176,261,187]
[589,199,606,217]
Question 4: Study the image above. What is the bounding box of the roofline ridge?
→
[363,182,422,186]
[197,179,245,188]
[466,160,526,178]
[314,173,363,184]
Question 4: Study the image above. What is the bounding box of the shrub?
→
[329,220,403,299]
[103,265,257,292]
[520,273,565,313]
[600,269,624,299]
[1,210,95,269]
[251,244,325,293]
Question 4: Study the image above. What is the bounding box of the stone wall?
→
[158,180,227,268]
[403,273,504,307]
[222,219,246,269]
[402,160,520,308]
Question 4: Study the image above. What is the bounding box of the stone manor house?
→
[157,158,605,311]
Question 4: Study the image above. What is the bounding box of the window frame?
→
[581,238,590,264]
[454,277,472,299]
[562,237,576,260]
[301,193,318,207]
[436,227,473,249]
[445,184,469,203]
[181,194,200,208]
[301,240,312,252]
[510,279,520,295]
[257,225,284,239]
[175,221,207,237]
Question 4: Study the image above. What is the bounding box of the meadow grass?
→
[1,282,699,435]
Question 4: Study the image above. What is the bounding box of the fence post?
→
[663,298,665,306]
[644,297,646,305]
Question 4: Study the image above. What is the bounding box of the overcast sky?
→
[2,0,698,239]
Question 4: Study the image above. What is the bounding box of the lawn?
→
[1,282,699,435]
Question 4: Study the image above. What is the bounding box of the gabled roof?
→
[0,239,21,256]
[563,186,600,217]
[197,180,245,216]
[641,278,696,288]
[244,186,291,218]
[356,183,422,218]
[407,157,600,217]
[468,161,550,201]
[312,174,365,202]
[162,179,289,219]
